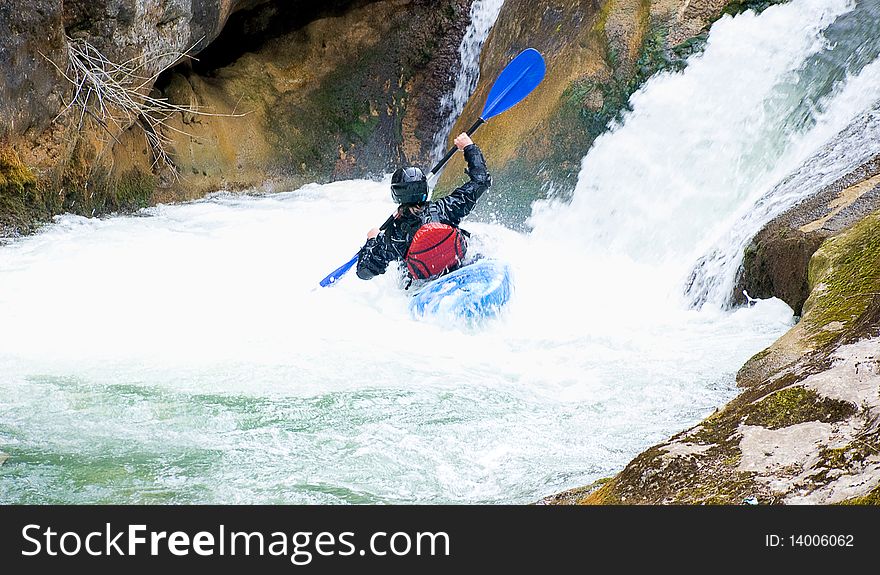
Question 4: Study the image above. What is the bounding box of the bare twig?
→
[45,35,249,178]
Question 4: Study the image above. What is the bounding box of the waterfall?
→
[528,0,880,309]
[431,0,506,160]
[683,0,880,306]
[686,101,880,307]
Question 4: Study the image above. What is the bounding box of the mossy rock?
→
[578,477,620,504]
[111,168,156,211]
[737,209,880,387]
[570,370,861,504]
[0,146,42,234]
[839,484,880,505]
[722,0,789,16]
[540,476,613,504]
[0,147,37,194]
[803,211,880,347]
[744,386,856,430]
[576,441,764,505]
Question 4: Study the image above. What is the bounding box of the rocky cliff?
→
[1,0,268,232]
[0,0,471,235]
[157,0,472,199]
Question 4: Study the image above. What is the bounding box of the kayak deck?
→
[408,259,512,321]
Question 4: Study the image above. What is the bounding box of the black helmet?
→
[390,167,428,204]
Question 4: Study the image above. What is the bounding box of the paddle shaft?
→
[318,253,359,287]
[428,118,485,178]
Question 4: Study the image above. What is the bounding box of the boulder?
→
[734,155,880,315]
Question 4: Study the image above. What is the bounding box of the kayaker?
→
[356,132,491,284]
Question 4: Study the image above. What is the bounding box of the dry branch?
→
[46,35,248,177]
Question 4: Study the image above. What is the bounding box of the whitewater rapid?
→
[0,182,792,504]
[1,0,876,503]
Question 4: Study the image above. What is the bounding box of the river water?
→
[1,0,876,503]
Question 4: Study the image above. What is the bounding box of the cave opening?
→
[154,0,377,93]
[191,0,376,75]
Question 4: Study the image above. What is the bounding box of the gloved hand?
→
[454,133,473,150]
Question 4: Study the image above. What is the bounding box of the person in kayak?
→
[356,132,491,284]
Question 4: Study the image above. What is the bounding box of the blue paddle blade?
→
[481,48,546,120]
[319,253,359,288]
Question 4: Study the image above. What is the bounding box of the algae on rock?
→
[0,146,42,235]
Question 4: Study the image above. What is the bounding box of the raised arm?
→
[435,135,492,226]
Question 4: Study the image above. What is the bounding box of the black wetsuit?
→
[356,144,491,281]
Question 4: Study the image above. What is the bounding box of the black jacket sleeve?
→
[434,143,491,226]
[356,234,396,280]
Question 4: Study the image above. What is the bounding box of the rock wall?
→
[0,0,66,143]
[1,0,265,158]
[0,0,471,235]
[157,0,472,199]
[1,0,270,234]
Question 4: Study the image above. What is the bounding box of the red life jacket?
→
[405,222,468,280]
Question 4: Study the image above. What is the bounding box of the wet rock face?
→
[155,0,472,195]
[0,1,67,139]
[734,156,880,315]
[737,230,824,315]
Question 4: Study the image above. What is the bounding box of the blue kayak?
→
[409,259,513,321]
